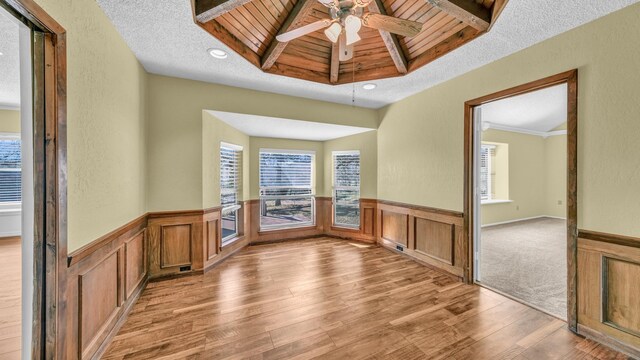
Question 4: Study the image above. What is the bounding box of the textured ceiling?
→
[480,83,567,132]
[0,9,20,109]
[208,110,375,141]
[96,0,640,109]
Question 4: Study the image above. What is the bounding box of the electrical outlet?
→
[516,205,519,210]
[396,245,404,252]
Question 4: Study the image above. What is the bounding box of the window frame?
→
[479,144,494,202]
[259,148,316,231]
[332,150,361,229]
[0,132,22,208]
[220,142,242,245]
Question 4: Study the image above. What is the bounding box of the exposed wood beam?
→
[330,42,339,83]
[261,0,317,70]
[489,0,508,30]
[426,0,491,31]
[408,26,479,72]
[194,0,253,23]
[368,0,408,74]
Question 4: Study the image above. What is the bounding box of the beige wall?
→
[249,137,325,199]
[323,131,377,199]
[146,74,377,212]
[545,134,567,218]
[202,111,250,208]
[0,110,20,133]
[480,130,566,225]
[37,0,148,251]
[377,3,640,237]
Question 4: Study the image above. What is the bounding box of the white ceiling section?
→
[480,83,567,133]
[0,8,20,109]
[208,110,375,141]
[96,0,640,109]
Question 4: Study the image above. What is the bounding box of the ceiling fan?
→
[276,0,423,61]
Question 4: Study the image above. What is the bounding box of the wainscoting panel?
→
[415,218,454,265]
[160,224,192,268]
[577,230,640,358]
[381,211,409,246]
[65,214,148,360]
[78,251,120,357]
[124,230,146,299]
[377,201,465,278]
[148,211,204,278]
[206,218,219,261]
[325,198,377,242]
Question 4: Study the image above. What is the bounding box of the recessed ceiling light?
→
[362,83,377,90]
[0,52,3,56]
[208,48,228,59]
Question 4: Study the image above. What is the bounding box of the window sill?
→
[258,224,317,234]
[331,225,361,233]
[481,199,513,205]
[221,235,244,248]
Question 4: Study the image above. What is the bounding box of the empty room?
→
[0,0,639,359]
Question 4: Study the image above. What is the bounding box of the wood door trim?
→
[0,1,68,357]
[463,69,578,330]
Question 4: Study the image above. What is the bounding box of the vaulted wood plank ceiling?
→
[192,0,508,84]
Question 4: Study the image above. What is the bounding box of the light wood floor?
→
[0,237,21,360]
[102,238,629,360]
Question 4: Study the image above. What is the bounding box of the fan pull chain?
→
[351,50,356,106]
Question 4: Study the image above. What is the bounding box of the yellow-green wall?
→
[36,0,147,251]
[480,130,566,225]
[323,131,377,199]
[146,75,378,212]
[545,135,567,218]
[378,3,640,237]
[249,137,325,199]
[202,111,250,208]
[0,110,20,132]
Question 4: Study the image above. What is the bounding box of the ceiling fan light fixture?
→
[324,22,342,43]
[344,15,362,46]
[207,48,228,59]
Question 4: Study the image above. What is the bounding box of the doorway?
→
[464,70,578,330]
[0,0,67,358]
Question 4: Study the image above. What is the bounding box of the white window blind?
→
[259,150,315,229]
[333,151,360,228]
[480,144,495,201]
[259,151,313,196]
[0,138,21,203]
[220,143,242,242]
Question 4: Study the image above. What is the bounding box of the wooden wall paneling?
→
[414,217,454,265]
[380,210,409,246]
[577,234,640,358]
[377,201,465,278]
[78,251,121,358]
[161,224,193,268]
[124,230,146,299]
[147,212,205,278]
[64,214,148,360]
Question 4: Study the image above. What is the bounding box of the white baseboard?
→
[482,215,566,228]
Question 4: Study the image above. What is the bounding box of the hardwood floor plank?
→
[101,237,629,359]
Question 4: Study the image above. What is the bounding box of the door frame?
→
[463,70,578,330]
[0,0,67,357]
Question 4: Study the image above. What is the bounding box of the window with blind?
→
[333,151,360,228]
[0,137,21,203]
[480,144,494,201]
[220,142,242,243]
[259,149,315,230]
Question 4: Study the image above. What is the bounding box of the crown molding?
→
[484,122,567,138]
[0,104,20,111]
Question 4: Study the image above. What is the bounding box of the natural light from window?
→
[333,151,360,228]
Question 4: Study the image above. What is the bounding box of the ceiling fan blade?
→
[361,13,422,37]
[276,20,332,42]
[338,33,354,61]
